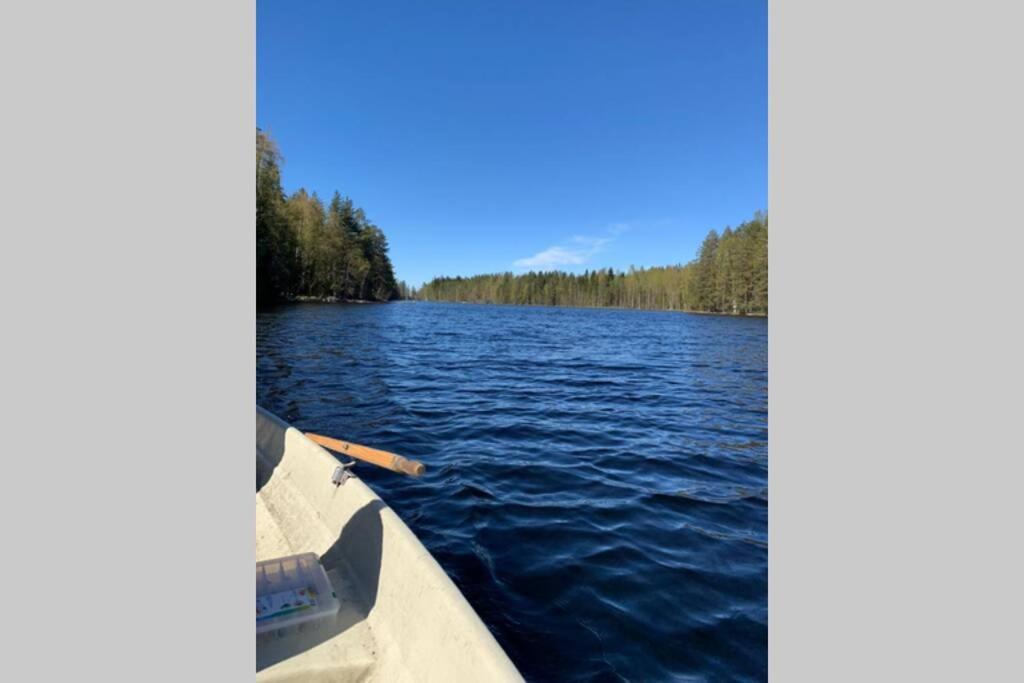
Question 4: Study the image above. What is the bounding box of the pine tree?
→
[256,129,295,304]
[694,229,720,312]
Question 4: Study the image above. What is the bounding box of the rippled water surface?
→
[258,302,767,681]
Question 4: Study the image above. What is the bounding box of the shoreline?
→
[289,296,381,304]
[408,300,767,318]
[258,296,407,309]
[261,297,766,317]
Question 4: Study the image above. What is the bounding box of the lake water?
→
[257,301,767,681]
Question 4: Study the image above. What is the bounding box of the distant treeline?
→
[418,213,767,315]
[257,129,407,305]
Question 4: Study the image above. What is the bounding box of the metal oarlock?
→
[331,461,356,486]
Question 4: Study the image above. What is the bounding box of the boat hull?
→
[256,406,523,682]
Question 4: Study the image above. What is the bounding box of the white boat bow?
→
[257,406,523,682]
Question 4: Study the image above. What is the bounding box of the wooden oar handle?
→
[304,432,426,477]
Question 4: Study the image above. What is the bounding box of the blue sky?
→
[258,1,766,287]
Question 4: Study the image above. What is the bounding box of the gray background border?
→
[3,1,254,679]
[771,0,1022,679]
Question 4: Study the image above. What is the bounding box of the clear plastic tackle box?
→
[257,552,340,639]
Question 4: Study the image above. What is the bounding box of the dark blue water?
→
[257,302,767,682]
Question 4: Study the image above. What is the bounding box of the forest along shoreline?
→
[257,128,766,316]
[257,129,412,306]
[417,214,767,316]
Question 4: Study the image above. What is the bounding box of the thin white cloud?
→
[513,246,593,268]
[513,225,628,269]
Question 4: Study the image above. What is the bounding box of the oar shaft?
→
[305,432,426,477]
